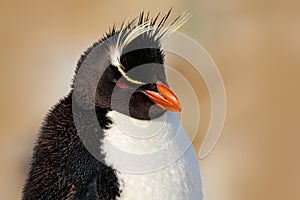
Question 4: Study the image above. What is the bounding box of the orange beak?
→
[143,82,181,112]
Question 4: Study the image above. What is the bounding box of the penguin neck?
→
[101,110,191,173]
[106,110,166,130]
[105,110,176,142]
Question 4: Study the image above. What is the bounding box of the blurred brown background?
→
[0,0,299,199]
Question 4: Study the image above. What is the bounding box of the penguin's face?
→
[74,11,188,120]
[96,44,181,120]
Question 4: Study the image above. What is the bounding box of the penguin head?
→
[74,11,190,120]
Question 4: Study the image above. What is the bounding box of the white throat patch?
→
[102,111,203,200]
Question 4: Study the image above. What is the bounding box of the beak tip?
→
[144,83,182,112]
[172,105,182,112]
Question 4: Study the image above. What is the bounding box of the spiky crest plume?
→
[111,10,191,84]
[76,10,191,85]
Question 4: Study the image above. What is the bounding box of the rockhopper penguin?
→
[23,10,203,200]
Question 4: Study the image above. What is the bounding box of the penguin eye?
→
[117,82,127,89]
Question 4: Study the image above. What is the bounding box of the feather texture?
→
[110,10,191,85]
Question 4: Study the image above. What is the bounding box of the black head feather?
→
[73,11,175,120]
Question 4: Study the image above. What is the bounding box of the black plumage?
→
[23,11,172,200]
[23,93,120,199]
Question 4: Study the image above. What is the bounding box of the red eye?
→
[117,82,127,89]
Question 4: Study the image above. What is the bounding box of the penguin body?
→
[23,11,203,200]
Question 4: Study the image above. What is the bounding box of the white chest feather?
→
[102,111,203,200]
